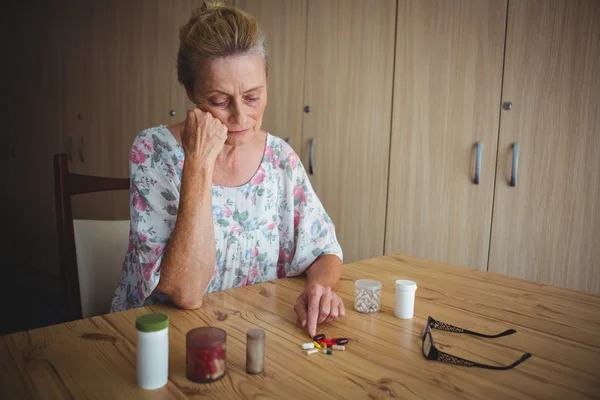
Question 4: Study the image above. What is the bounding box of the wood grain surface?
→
[2,255,600,399]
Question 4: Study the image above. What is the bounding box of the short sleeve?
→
[110,129,181,311]
[276,144,343,278]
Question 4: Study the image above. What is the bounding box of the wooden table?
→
[2,255,600,399]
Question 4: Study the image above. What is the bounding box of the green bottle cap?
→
[136,313,169,332]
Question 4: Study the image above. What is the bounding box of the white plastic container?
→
[354,279,382,313]
[136,313,169,390]
[394,280,417,319]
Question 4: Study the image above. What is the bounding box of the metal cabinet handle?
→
[474,142,482,185]
[308,138,315,175]
[510,142,519,187]
[79,137,85,163]
[285,137,291,144]
[67,136,73,161]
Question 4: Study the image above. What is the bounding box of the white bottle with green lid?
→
[136,313,169,390]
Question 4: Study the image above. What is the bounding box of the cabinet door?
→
[69,0,202,221]
[235,0,307,153]
[302,0,396,263]
[385,0,507,270]
[489,0,600,293]
[68,0,127,221]
[4,0,67,278]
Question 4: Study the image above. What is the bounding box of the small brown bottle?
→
[246,329,265,374]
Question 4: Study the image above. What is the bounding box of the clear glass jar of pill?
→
[354,279,382,313]
[186,327,227,383]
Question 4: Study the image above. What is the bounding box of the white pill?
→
[306,349,318,355]
[302,342,315,350]
[331,345,345,351]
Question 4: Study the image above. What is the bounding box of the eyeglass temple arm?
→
[473,352,532,370]
[433,320,517,338]
[463,328,517,339]
[438,350,532,371]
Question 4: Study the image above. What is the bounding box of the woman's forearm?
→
[156,160,216,309]
[306,255,343,287]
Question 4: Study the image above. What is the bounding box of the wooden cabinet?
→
[4,1,203,283]
[386,0,600,293]
[5,0,599,308]
[2,0,67,278]
[67,0,128,222]
[68,0,202,222]
[385,0,507,270]
[488,0,600,293]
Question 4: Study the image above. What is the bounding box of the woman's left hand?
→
[294,283,345,337]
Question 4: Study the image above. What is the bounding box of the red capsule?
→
[333,338,349,345]
[318,339,335,347]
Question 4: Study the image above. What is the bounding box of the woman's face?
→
[188,53,267,146]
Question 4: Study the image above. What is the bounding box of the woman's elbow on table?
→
[157,279,204,310]
[170,291,204,310]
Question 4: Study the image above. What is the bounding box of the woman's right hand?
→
[182,108,228,165]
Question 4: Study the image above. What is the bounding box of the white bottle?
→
[395,280,418,319]
[136,313,169,390]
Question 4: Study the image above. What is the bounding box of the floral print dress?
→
[110,125,343,312]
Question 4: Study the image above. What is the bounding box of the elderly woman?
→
[111,1,343,336]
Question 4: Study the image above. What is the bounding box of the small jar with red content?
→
[186,327,227,383]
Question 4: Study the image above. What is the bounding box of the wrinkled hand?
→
[294,283,345,337]
[182,108,227,164]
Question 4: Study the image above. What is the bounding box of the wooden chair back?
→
[53,154,129,321]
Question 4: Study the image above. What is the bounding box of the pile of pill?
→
[187,343,226,382]
[301,334,349,355]
[354,288,381,313]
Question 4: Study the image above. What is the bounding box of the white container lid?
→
[395,280,417,291]
[355,279,382,289]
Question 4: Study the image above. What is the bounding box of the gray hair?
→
[177,1,268,91]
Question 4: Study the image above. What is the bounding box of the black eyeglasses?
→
[421,316,532,370]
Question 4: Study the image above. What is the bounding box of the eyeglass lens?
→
[422,332,432,357]
[422,317,431,338]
